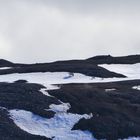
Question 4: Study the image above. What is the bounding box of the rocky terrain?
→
[0,55,140,140]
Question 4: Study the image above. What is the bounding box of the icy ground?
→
[10,101,94,140]
[0,71,134,86]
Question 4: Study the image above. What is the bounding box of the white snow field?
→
[0,72,94,85]
[0,71,133,86]
[1,63,140,86]
[10,101,94,140]
[0,63,140,85]
[10,110,94,140]
[99,63,140,79]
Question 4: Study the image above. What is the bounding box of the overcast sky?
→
[0,0,140,63]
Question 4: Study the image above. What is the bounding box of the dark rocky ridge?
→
[49,80,140,140]
[0,82,61,118]
[0,59,14,67]
[0,54,140,78]
[0,63,125,78]
[86,54,140,64]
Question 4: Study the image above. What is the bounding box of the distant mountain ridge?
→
[0,54,140,78]
[86,54,140,64]
[0,59,14,67]
[1,54,140,67]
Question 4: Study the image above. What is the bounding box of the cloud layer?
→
[0,0,140,63]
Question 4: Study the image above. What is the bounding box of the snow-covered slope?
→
[99,63,140,79]
[10,103,94,140]
[1,56,140,140]
[1,64,140,140]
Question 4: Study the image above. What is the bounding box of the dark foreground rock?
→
[0,108,50,140]
[0,80,140,140]
[0,82,64,140]
[0,82,60,118]
[49,80,140,140]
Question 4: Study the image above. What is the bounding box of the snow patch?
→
[0,67,12,70]
[40,88,54,97]
[48,103,71,113]
[9,109,94,140]
[105,88,116,92]
[132,86,140,90]
[0,71,131,86]
[0,106,7,110]
[0,72,94,85]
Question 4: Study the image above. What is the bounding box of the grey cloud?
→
[0,0,140,63]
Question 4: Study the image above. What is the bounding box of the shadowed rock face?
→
[86,55,140,64]
[0,59,14,67]
[49,80,140,140]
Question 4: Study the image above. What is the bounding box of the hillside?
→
[0,55,140,140]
